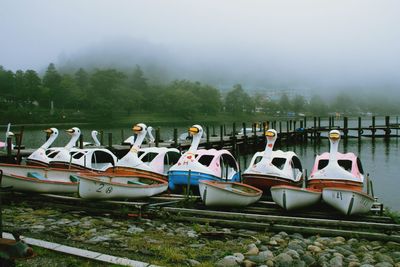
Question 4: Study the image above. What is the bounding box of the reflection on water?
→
[5,124,400,211]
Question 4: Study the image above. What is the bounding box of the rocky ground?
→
[2,205,400,267]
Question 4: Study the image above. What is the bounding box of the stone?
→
[186,259,200,266]
[292,259,306,267]
[308,245,322,253]
[348,262,361,267]
[375,263,394,267]
[376,253,395,264]
[127,226,144,234]
[215,255,240,267]
[269,240,278,246]
[245,243,259,255]
[87,235,111,243]
[233,253,244,262]
[266,259,274,267]
[247,250,274,264]
[242,259,257,267]
[302,253,316,266]
[285,249,300,259]
[187,230,198,238]
[274,253,293,267]
[330,255,343,267]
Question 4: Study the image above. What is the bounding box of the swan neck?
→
[41,135,57,149]
[188,133,201,153]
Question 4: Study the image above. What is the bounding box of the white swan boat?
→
[242,129,303,193]
[308,130,375,215]
[110,123,180,180]
[0,123,14,149]
[26,127,60,167]
[0,163,79,193]
[271,185,322,210]
[168,125,240,191]
[199,180,262,207]
[78,172,168,199]
[47,127,118,172]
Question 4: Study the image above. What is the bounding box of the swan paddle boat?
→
[168,125,240,191]
[199,180,262,207]
[242,129,303,193]
[48,127,118,172]
[0,163,79,193]
[26,128,60,167]
[108,123,180,180]
[78,172,168,199]
[309,130,374,215]
[83,130,101,147]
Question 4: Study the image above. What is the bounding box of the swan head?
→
[6,131,14,137]
[132,123,147,135]
[92,130,99,136]
[266,129,277,142]
[146,126,155,143]
[189,124,203,137]
[66,127,81,136]
[329,130,341,143]
[44,128,58,137]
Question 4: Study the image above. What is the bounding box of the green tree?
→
[130,65,147,91]
[291,94,306,114]
[43,63,62,107]
[0,66,15,101]
[225,84,253,114]
[278,93,291,112]
[308,94,328,115]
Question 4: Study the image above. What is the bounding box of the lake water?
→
[3,119,400,211]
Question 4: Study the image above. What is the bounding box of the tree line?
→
[0,63,398,123]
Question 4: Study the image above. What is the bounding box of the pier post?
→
[263,122,267,145]
[279,121,282,133]
[220,125,224,148]
[100,131,104,145]
[155,128,160,147]
[79,135,83,149]
[173,128,178,147]
[223,124,226,136]
[206,126,210,148]
[318,117,321,128]
[332,116,335,127]
[253,122,258,149]
[212,125,216,137]
[328,117,332,130]
[343,117,348,140]
[232,123,237,154]
[121,129,124,143]
[372,116,376,139]
[108,133,112,149]
[6,137,12,161]
[304,117,307,128]
[385,116,390,139]
[358,117,362,139]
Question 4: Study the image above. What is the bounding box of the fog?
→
[1,0,400,93]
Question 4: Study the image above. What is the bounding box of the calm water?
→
[4,119,400,211]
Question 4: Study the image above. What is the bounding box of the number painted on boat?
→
[96,183,105,192]
[333,191,343,200]
[96,183,113,194]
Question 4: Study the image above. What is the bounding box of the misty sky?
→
[1,0,400,91]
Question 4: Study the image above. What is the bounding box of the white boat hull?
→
[0,164,78,193]
[78,175,168,199]
[199,180,262,207]
[271,186,322,210]
[322,187,374,215]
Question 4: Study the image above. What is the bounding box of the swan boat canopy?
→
[242,129,303,192]
[309,130,374,215]
[48,127,118,171]
[168,125,240,191]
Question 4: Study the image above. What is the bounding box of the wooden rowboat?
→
[271,185,322,211]
[322,187,375,216]
[0,163,79,194]
[198,180,262,207]
[78,173,168,199]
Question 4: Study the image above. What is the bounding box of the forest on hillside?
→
[0,63,399,124]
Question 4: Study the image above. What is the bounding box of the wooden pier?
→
[2,115,400,161]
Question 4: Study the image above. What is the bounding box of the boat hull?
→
[168,170,239,191]
[322,187,374,215]
[242,173,302,193]
[271,185,321,210]
[78,174,168,199]
[0,164,78,193]
[199,180,262,207]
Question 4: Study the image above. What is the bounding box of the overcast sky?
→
[1,0,400,91]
